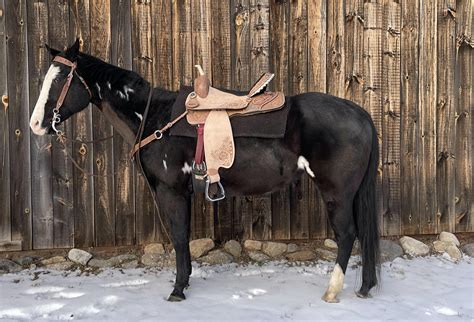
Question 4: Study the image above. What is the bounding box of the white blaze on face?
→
[29,65,61,135]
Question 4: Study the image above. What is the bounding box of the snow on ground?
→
[0,255,472,321]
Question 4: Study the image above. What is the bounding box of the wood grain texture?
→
[27,0,54,249]
[91,0,115,246]
[249,0,271,240]
[327,0,345,97]
[418,0,437,234]
[70,0,95,248]
[363,2,384,234]
[0,0,11,243]
[436,0,456,232]
[454,0,473,232]
[111,0,134,246]
[131,0,155,245]
[172,0,193,90]
[5,0,32,249]
[400,0,420,235]
[382,0,401,236]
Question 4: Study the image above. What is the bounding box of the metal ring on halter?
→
[154,130,163,140]
[52,112,63,135]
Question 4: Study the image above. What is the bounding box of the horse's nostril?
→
[34,120,39,127]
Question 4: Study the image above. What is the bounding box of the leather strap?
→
[129,110,188,158]
[53,56,92,104]
[194,124,205,164]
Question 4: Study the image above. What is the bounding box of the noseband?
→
[51,56,92,135]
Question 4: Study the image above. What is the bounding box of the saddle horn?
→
[194,65,210,98]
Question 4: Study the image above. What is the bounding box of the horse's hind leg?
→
[321,196,356,303]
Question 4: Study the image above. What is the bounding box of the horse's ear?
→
[65,38,80,60]
[45,44,61,57]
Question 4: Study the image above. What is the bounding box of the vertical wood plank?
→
[191,0,215,240]
[454,0,473,232]
[0,0,10,243]
[211,0,234,242]
[90,0,115,246]
[269,0,290,240]
[48,0,74,248]
[363,2,384,234]
[345,0,364,105]
[382,0,401,236]
[111,0,135,246]
[5,0,32,249]
[70,0,95,248]
[400,0,420,235]
[436,0,456,232]
[249,0,271,240]
[231,0,252,240]
[27,0,54,249]
[131,0,155,245]
[307,0,327,240]
[418,0,437,234]
[327,0,345,97]
[172,0,193,90]
[289,0,309,240]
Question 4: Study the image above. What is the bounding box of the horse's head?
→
[30,39,91,135]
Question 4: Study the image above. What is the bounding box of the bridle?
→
[50,56,92,135]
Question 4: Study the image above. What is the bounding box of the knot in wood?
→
[79,144,87,156]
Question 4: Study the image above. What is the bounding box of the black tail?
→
[353,122,380,296]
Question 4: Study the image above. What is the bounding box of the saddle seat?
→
[185,65,285,201]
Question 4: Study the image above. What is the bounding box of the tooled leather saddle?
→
[185,65,285,201]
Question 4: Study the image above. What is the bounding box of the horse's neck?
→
[77,55,176,146]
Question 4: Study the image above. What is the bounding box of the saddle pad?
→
[170,86,290,139]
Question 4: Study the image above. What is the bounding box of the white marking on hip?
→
[162,159,168,171]
[30,65,61,135]
[135,112,143,121]
[297,156,315,178]
[181,162,192,174]
[322,263,345,303]
[106,81,112,90]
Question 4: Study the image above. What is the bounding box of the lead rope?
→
[133,87,171,242]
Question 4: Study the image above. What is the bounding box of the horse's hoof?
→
[355,291,372,299]
[321,293,340,303]
[167,291,186,302]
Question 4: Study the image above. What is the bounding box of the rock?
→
[445,244,462,262]
[248,251,270,263]
[189,238,215,259]
[380,239,404,262]
[144,243,165,255]
[399,236,429,257]
[199,250,234,265]
[14,257,34,266]
[433,240,453,253]
[141,253,162,267]
[262,242,287,258]
[314,248,337,261]
[0,258,22,273]
[89,254,137,268]
[461,243,474,257]
[68,249,93,266]
[41,256,67,265]
[224,240,242,258]
[286,243,299,253]
[46,261,75,271]
[121,260,139,269]
[324,239,338,249]
[286,250,316,261]
[439,232,460,247]
[244,240,262,251]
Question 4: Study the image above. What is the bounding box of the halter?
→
[51,56,92,135]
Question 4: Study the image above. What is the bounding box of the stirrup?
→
[205,179,225,202]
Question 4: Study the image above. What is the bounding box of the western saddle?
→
[187,65,285,201]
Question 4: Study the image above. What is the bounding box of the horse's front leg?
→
[155,183,192,302]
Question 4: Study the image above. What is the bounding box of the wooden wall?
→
[0,0,472,251]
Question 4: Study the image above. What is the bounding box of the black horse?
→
[30,40,379,302]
